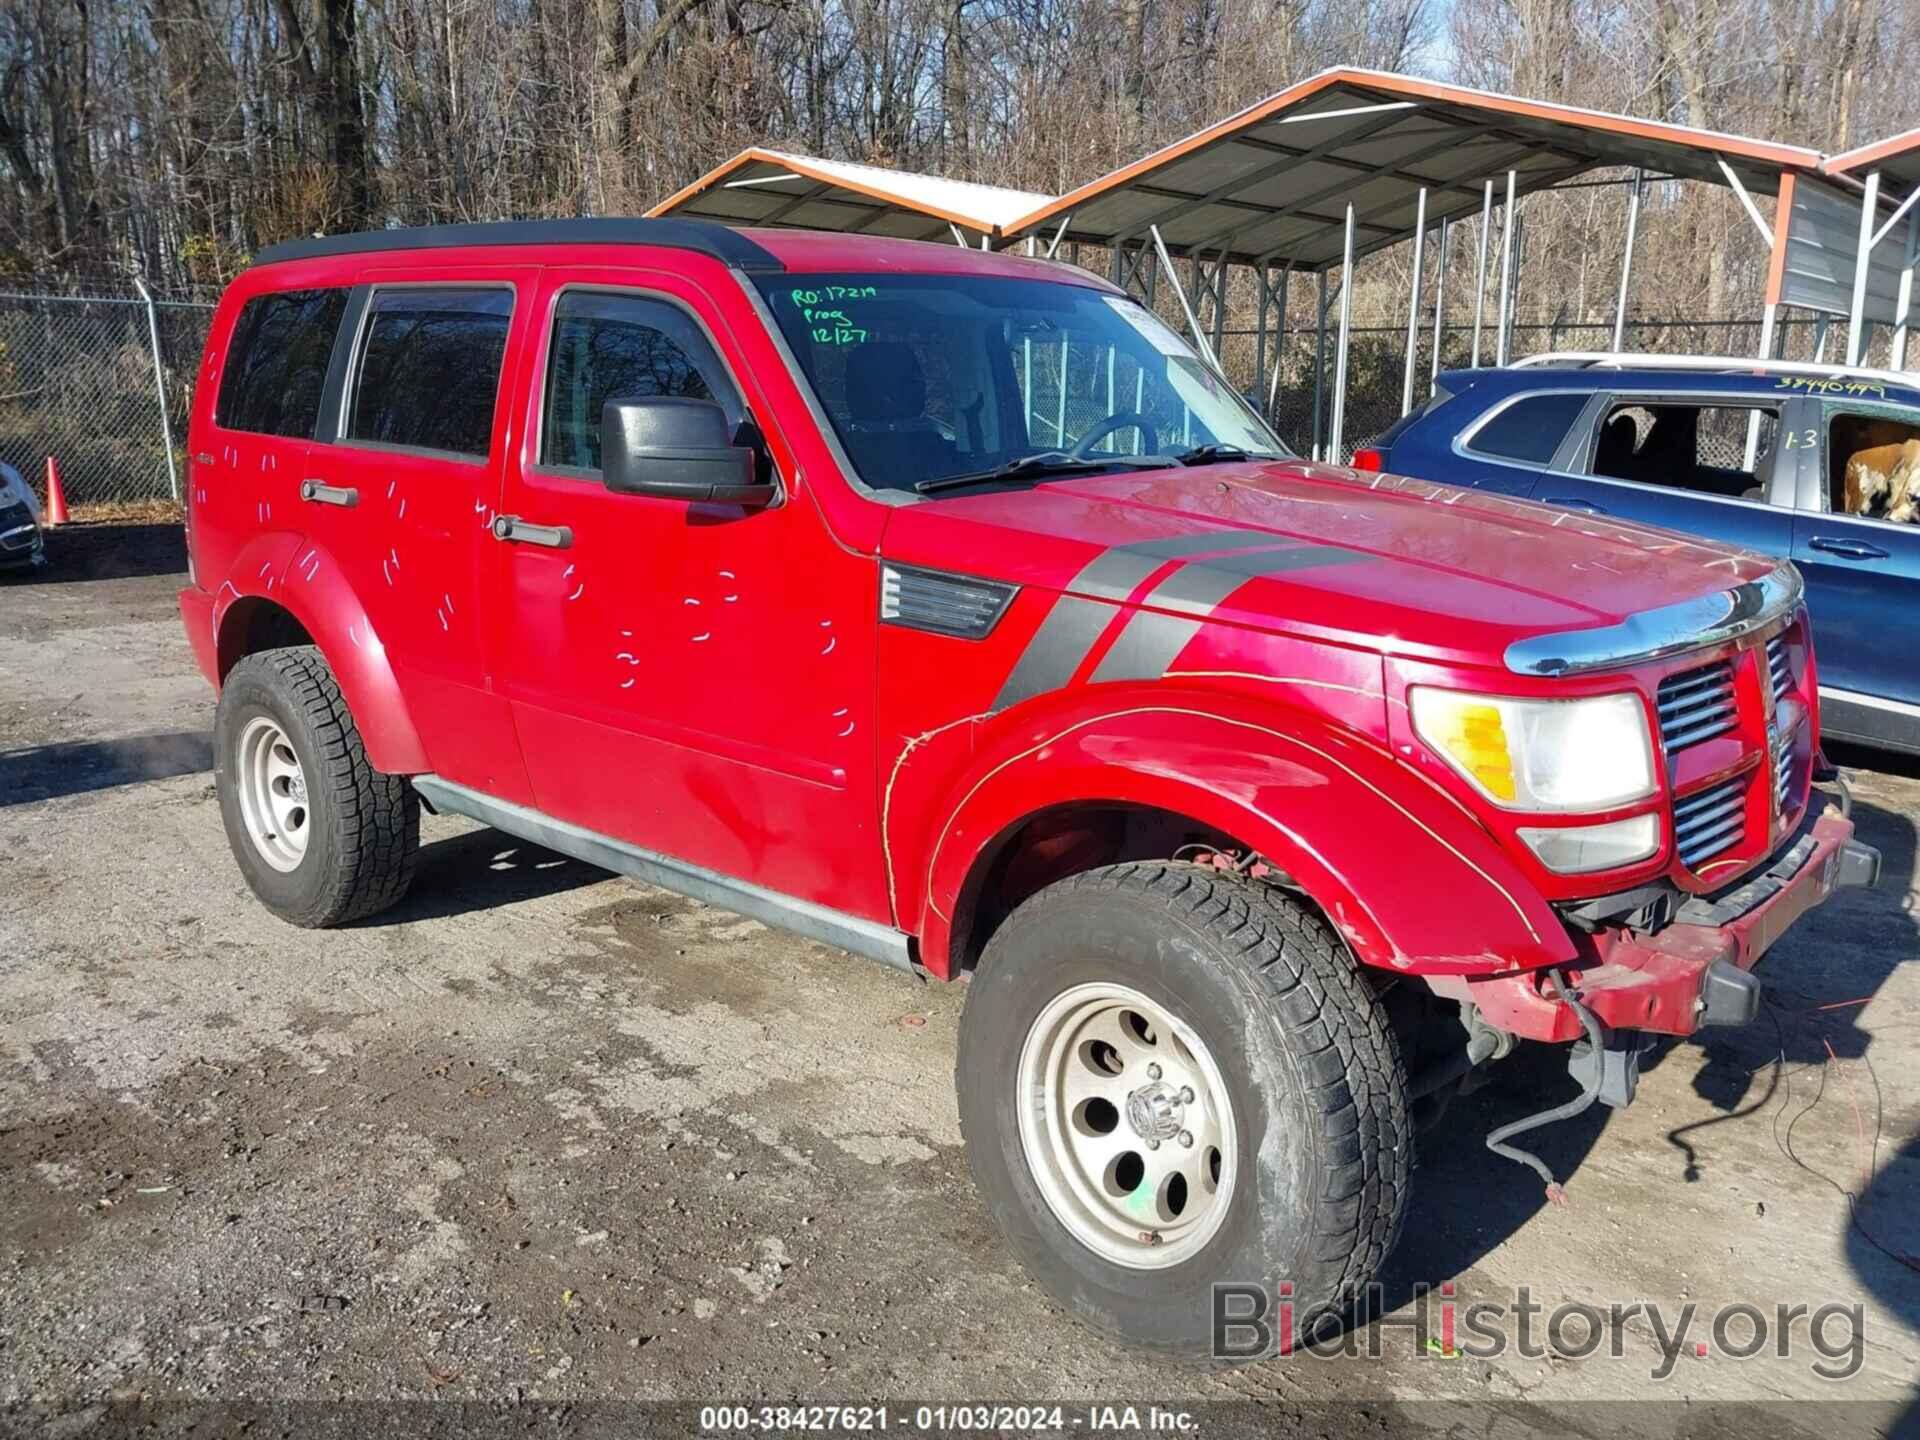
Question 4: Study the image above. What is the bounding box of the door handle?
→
[299,480,358,508]
[492,514,572,549]
[1807,535,1888,560]
[1542,496,1606,515]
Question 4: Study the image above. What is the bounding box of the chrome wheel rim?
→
[236,716,310,873]
[1016,981,1238,1269]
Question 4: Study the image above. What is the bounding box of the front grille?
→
[1674,775,1747,870]
[1766,634,1791,701]
[1774,741,1793,813]
[0,500,29,529]
[1657,660,1737,751]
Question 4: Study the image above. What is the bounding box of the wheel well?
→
[948,802,1252,975]
[217,597,314,681]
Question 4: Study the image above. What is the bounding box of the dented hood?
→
[877,458,1780,670]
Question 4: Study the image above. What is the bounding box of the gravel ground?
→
[1,522,1916,1435]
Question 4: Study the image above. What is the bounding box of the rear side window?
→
[346,288,513,458]
[216,289,348,437]
[540,291,733,471]
[1463,391,1590,466]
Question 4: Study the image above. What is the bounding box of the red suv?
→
[180,219,1877,1356]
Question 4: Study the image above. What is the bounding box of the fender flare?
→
[212,533,430,776]
[910,690,1574,980]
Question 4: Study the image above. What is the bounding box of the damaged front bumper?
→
[1444,804,1878,1045]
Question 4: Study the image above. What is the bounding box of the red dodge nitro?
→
[180,219,1877,1355]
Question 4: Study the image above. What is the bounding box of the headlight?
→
[1409,688,1656,813]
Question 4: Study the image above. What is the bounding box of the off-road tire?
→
[215,646,418,927]
[957,861,1409,1358]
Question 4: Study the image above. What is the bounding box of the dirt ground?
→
[1,523,1916,1435]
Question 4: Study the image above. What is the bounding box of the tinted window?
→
[540,292,730,470]
[216,289,348,437]
[1592,403,1778,499]
[346,288,513,457]
[1464,391,1590,466]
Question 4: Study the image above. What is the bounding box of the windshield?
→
[754,273,1289,495]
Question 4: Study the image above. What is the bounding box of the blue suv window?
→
[1464,392,1589,466]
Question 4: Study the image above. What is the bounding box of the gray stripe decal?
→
[993,595,1116,712]
[1069,548,1164,602]
[991,537,1366,710]
[1190,543,1368,578]
[1089,612,1204,685]
[1118,529,1285,560]
[1089,543,1365,685]
[1136,561,1252,618]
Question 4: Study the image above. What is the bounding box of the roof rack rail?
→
[1510,350,1918,388]
[252,218,785,273]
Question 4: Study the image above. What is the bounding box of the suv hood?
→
[877,458,1780,669]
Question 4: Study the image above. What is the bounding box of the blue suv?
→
[1362,358,1920,756]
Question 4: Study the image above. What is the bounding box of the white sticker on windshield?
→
[1102,296,1191,357]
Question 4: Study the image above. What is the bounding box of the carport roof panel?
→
[1823,129,1920,189]
[648,148,1053,241]
[1008,68,1824,268]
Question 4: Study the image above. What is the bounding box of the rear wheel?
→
[957,861,1409,1357]
[215,646,418,927]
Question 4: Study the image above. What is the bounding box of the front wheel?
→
[215,646,419,927]
[956,862,1409,1357]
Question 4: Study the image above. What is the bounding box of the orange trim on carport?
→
[647,147,1003,237]
[1007,67,1825,239]
[1822,128,1920,179]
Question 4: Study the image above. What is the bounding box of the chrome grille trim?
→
[1766,634,1791,701]
[1774,737,1794,813]
[1505,563,1802,677]
[1673,776,1747,869]
[1657,660,1737,751]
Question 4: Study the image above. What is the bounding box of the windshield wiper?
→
[914,452,1163,495]
[1174,444,1285,467]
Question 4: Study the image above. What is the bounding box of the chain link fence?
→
[0,287,215,507]
[0,279,1888,500]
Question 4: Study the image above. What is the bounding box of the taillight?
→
[1350,447,1385,472]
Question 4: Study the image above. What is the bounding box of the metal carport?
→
[1000,68,1825,458]
[1814,131,1920,369]
[647,147,1052,248]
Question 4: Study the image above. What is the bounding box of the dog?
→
[1842,436,1920,523]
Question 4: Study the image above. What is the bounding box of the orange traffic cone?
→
[42,457,68,528]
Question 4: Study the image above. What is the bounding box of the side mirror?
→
[600,396,777,506]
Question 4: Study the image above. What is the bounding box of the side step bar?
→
[412,775,919,975]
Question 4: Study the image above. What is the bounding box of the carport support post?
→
[1894,215,1918,369]
[1495,171,1517,366]
[1253,265,1270,407]
[1613,168,1643,353]
[1149,224,1222,373]
[1312,271,1328,460]
[1329,203,1356,462]
[1269,266,1292,422]
[132,274,180,503]
[1400,188,1428,415]
[1471,180,1493,367]
[1846,169,1883,368]
[1744,303,1779,471]
[1430,218,1450,394]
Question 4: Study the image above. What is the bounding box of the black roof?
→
[252,218,784,272]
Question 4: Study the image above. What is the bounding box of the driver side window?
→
[539,290,738,473]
